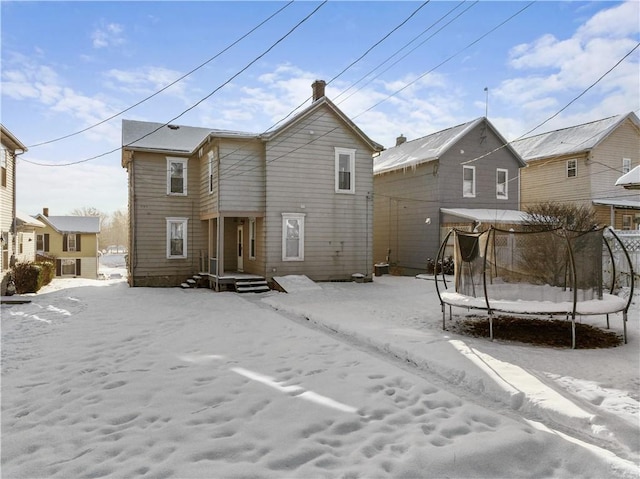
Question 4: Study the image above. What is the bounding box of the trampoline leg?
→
[442,304,445,330]
[606,314,610,329]
[489,313,494,341]
[449,305,452,320]
[623,311,627,344]
[571,315,576,350]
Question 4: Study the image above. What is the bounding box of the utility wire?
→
[25,1,295,149]
[21,1,327,167]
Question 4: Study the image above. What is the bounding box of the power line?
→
[20,1,327,167]
[24,1,295,149]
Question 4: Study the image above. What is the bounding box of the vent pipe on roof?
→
[43,207,49,217]
[396,134,407,146]
[312,80,326,102]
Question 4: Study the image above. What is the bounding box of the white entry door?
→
[237,225,244,272]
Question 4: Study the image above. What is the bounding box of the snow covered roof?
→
[122,120,255,154]
[592,198,640,209]
[440,208,528,224]
[615,165,640,189]
[373,117,523,175]
[1,124,28,152]
[511,112,640,162]
[36,215,101,234]
[15,211,45,228]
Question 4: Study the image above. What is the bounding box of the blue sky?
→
[2,0,639,216]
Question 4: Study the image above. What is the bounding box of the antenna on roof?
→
[484,87,489,118]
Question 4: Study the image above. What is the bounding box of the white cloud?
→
[104,66,191,103]
[92,22,125,49]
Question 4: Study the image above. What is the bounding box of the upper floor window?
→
[282,213,305,261]
[567,159,577,178]
[622,158,631,175]
[62,233,80,252]
[496,168,508,199]
[335,147,356,194]
[167,157,188,195]
[208,151,215,194]
[463,165,476,198]
[1,149,7,187]
[166,217,188,258]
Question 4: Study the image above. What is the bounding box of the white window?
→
[282,213,305,261]
[463,165,476,198]
[36,234,44,252]
[167,157,188,195]
[61,259,76,276]
[67,234,77,252]
[335,147,356,194]
[622,215,632,230]
[622,158,631,175]
[567,159,577,178]
[208,151,215,194]
[166,217,188,258]
[249,218,256,260]
[496,168,508,199]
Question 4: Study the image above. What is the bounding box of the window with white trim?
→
[567,159,577,178]
[249,218,256,260]
[36,234,44,252]
[208,151,215,194]
[622,158,631,175]
[166,217,188,258]
[622,215,632,230]
[282,213,305,261]
[167,157,188,195]
[463,165,476,198]
[496,168,508,199]
[61,259,76,276]
[67,234,77,252]
[335,147,356,194]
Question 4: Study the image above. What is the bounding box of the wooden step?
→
[235,278,270,293]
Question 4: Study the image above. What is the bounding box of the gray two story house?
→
[122,80,383,289]
[373,117,526,274]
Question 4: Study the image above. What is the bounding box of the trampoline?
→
[435,226,634,349]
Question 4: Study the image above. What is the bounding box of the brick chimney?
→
[396,134,407,146]
[43,207,49,217]
[312,80,326,102]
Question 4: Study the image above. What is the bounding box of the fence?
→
[603,229,639,288]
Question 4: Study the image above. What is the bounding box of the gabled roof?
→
[511,112,640,163]
[16,211,45,228]
[122,120,254,155]
[1,124,28,152]
[35,215,100,234]
[261,97,383,153]
[373,117,523,175]
[615,165,640,189]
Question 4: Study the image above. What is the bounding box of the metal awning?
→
[592,199,640,209]
[440,208,528,224]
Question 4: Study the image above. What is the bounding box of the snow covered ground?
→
[1,254,638,478]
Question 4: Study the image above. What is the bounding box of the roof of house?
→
[122,120,244,154]
[261,97,384,153]
[615,165,640,188]
[16,211,45,228]
[511,112,640,163]
[122,95,383,161]
[35,215,101,234]
[373,117,523,175]
[440,208,528,224]
[1,124,28,152]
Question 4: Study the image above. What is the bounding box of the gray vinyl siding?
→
[130,152,207,286]
[199,144,218,215]
[219,139,265,213]
[264,107,374,281]
[373,162,440,270]
[438,123,520,210]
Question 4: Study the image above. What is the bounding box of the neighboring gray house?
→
[373,117,526,274]
[121,80,383,288]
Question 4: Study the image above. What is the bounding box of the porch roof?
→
[440,208,528,224]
